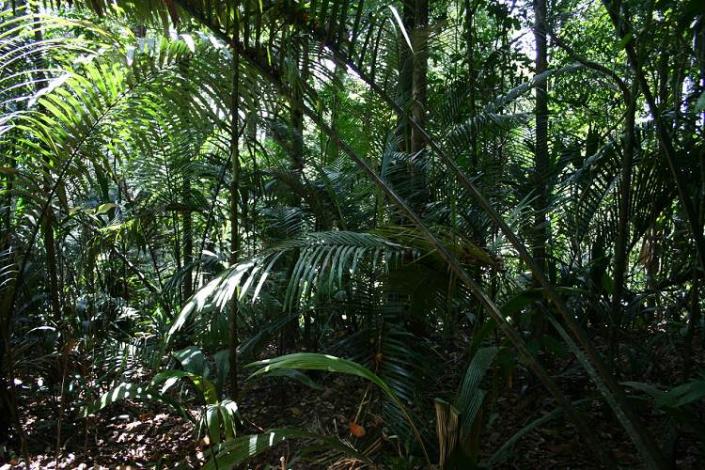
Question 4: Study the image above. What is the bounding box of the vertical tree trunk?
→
[410,0,429,211]
[397,0,414,154]
[532,0,550,279]
[292,35,310,349]
[33,15,62,323]
[1,151,13,238]
[290,50,306,180]
[464,0,478,168]
[389,0,432,337]
[228,18,241,399]
[610,84,638,365]
[410,0,428,155]
[182,177,193,301]
[42,211,61,322]
[396,0,428,211]
[684,274,700,378]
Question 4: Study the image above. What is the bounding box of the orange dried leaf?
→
[349,421,366,438]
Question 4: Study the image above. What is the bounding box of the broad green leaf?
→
[617,32,634,49]
[174,346,209,377]
[95,203,117,215]
[455,347,497,439]
[152,370,218,404]
[259,368,324,391]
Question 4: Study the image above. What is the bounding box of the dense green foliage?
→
[1,0,704,467]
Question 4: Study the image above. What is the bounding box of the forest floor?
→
[2,337,704,469]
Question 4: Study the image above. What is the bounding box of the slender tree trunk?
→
[397,0,414,154]
[464,0,478,168]
[33,16,62,323]
[1,151,13,237]
[389,0,431,336]
[410,0,428,155]
[288,34,310,349]
[182,177,193,301]
[247,114,259,252]
[410,0,429,212]
[529,0,551,347]
[610,83,638,366]
[684,274,700,378]
[532,0,550,279]
[42,211,61,322]
[290,80,305,177]
[396,0,428,209]
[228,19,241,399]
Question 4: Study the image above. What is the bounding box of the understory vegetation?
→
[1,0,705,468]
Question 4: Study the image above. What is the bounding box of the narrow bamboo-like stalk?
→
[228,11,241,399]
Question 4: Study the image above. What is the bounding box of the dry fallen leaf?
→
[349,421,366,438]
